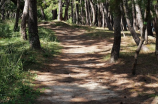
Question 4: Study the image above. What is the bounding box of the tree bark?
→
[103,2,113,30]
[28,0,41,49]
[89,0,95,26]
[58,0,63,21]
[71,0,74,23]
[75,0,79,24]
[21,0,29,40]
[85,0,89,25]
[110,1,121,63]
[132,0,138,31]
[14,0,20,31]
[132,0,150,75]
[134,0,143,36]
[52,9,57,20]
[63,0,70,21]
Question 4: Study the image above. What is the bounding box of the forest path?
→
[35,21,157,104]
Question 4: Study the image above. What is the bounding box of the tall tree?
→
[132,0,151,75]
[58,0,62,21]
[110,0,121,63]
[28,0,41,49]
[14,0,20,31]
[21,0,29,40]
[134,0,143,36]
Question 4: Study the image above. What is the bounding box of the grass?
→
[0,20,61,103]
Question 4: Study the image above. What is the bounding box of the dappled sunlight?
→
[34,21,158,104]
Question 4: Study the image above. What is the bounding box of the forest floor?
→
[34,21,158,104]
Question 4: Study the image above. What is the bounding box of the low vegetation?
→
[0,20,61,104]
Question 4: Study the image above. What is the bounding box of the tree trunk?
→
[134,0,143,36]
[21,0,29,40]
[52,9,57,20]
[132,0,138,31]
[75,1,79,24]
[100,3,105,28]
[85,0,89,25]
[40,6,46,20]
[63,0,69,21]
[58,0,62,21]
[14,0,20,31]
[147,19,153,36]
[97,4,102,27]
[103,2,113,30]
[28,0,41,49]
[89,0,95,26]
[110,1,121,63]
[132,0,150,75]
[71,0,74,23]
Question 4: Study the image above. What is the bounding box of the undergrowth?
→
[0,20,61,103]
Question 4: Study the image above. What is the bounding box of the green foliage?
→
[0,21,40,104]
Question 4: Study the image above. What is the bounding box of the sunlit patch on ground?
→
[35,21,158,104]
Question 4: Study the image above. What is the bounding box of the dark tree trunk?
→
[14,0,20,31]
[28,0,41,49]
[110,1,121,63]
[147,19,153,36]
[21,0,29,40]
[121,15,127,31]
[75,1,79,24]
[104,2,113,30]
[71,0,74,23]
[63,0,69,21]
[52,9,57,20]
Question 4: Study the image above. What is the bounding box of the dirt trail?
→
[35,22,158,104]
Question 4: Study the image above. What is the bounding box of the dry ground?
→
[34,21,158,104]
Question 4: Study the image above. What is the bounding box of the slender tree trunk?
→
[132,0,150,75]
[97,3,102,27]
[104,2,113,30]
[14,0,20,31]
[71,0,74,23]
[89,0,95,26]
[85,0,89,25]
[134,0,143,36]
[110,1,121,63]
[100,3,105,28]
[132,0,138,31]
[21,0,29,40]
[64,0,69,21]
[75,1,79,24]
[52,9,57,20]
[40,6,46,20]
[58,0,62,21]
[147,19,153,36]
[28,0,41,49]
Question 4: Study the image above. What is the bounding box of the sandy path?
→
[35,22,158,104]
